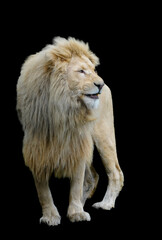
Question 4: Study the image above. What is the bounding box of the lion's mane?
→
[17,37,99,181]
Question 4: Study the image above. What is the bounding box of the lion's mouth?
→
[84,93,99,99]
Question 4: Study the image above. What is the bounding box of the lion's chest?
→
[51,130,93,178]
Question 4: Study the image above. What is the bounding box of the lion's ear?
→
[43,46,59,74]
[44,44,70,65]
[43,54,55,74]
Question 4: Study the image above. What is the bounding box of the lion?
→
[16,37,124,226]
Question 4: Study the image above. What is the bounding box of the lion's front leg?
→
[34,177,61,226]
[67,162,91,222]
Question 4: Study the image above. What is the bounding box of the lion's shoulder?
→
[99,84,111,109]
[92,84,113,126]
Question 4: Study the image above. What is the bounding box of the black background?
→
[2,2,156,238]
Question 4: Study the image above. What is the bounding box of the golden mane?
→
[50,37,100,65]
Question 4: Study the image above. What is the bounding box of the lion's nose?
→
[94,82,104,92]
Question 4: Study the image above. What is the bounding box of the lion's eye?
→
[78,69,85,74]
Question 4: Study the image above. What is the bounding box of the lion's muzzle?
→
[94,83,104,93]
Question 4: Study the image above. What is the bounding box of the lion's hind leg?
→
[82,165,99,206]
[92,162,124,210]
[92,86,124,210]
[92,131,124,210]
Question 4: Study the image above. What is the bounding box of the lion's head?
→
[67,54,104,110]
[17,37,105,140]
[46,37,104,111]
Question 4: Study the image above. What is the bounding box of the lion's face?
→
[67,55,104,109]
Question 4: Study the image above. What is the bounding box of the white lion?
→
[16,37,124,226]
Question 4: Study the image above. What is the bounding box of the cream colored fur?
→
[16,37,124,226]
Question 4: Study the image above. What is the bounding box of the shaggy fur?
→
[17,37,124,226]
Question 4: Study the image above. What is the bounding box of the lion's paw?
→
[92,201,114,210]
[68,211,91,222]
[40,215,61,226]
